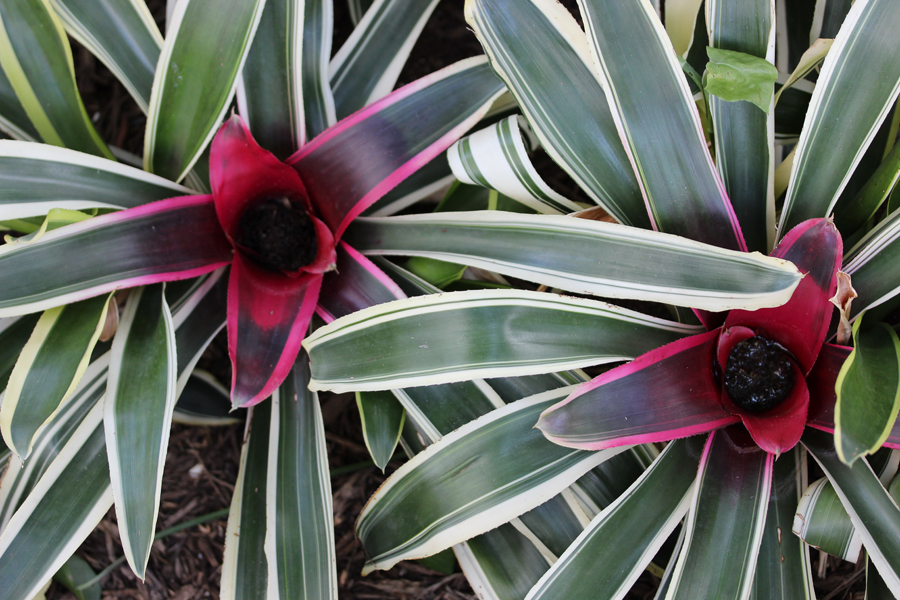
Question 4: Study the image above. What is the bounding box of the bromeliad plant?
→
[301,0,900,597]
[0,0,508,597]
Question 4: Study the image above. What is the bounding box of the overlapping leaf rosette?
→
[0,0,512,597]
[302,0,900,597]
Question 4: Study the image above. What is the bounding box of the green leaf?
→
[267,358,338,600]
[0,0,112,158]
[793,477,861,561]
[526,437,704,600]
[704,47,778,113]
[414,548,456,575]
[706,0,776,253]
[752,448,815,600]
[667,429,773,600]
[356,386,624,573]
[48,0,163,113]
[172,370,240,426]
[104,283,176,579]
[835,135,900,234]
[330,0,441,119]
[221,403,270,599]
[404,256,466,289]
[52,554,100,600]
[835,314,900,465]
[345,212,803,311]
[773,38,833,107]
[803,429,900,597]
[357,390,405,471]
[778,0,900,237]
[0,294,111,459]
[305,289,701,393]
[145,0,267,181]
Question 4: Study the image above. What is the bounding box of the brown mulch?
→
[43,0,865,598]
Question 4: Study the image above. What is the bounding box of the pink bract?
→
[538,218,844,457]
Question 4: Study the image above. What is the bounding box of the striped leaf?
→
[104,284,176,579]
[706,0,776,253]
[0,294,110,459]
[524,437,703,600]
[465,0,649,227]
[448,116,581,215]
[221,404,269,599]
[0,141,195,221]
[778,0,900,234]
[773,38,832,106]
[803,429,900,597]
[0,196,232,317]
[357,386,625,573]
[0,402,110,600]
[238,0,335,158]
[145,0,267,181]
[666,429,774,600]
[357,390,405,471]
[752,448,815,600]
[344,212,801,310]
[835,134,900,235]
[266,358,338,600]
[578,0,745,250]
[172,370,239,426]
[0,65,38,141]
[845,211,900,318]
[330,0,440,119]
[793,477,862,561]
[48,0,162,113]
[835,315,900,465]
[305,289,701,392]
[456,525,549,600]
[0,0,112,158]
[0,315,41,394]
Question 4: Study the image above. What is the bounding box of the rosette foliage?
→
[303,0,900,597]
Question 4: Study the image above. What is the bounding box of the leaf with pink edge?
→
[289,56,506,239]
[726,218,842,374]
[227,253,322,408]
[666,428,774,600]
[316,243,405,323]
[0,196,233,317]
[536,330,739,450]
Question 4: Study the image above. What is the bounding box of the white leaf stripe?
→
[779,0,900,235]
[48,0,162,113]
[465,0,648,227]
[793,477,862,561]
[448,115,581,215]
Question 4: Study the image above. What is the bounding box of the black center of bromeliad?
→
[724,336,795,413]
[238,197,318,272]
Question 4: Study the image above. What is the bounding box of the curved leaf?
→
[145,0,267,181]
[0,141,195,221]
[779,0,900,234]
[1,294,110,459]
[357,390,405,471]
[345,212,802,311]
[356,386,625,573]
[578,0,745,250]
[330,0,439,118]
[465,0,649,227]
[0,0,112,158]
[48,0,162,112]
[0,196,232,317]
[305,289,701,392]
[104,284,176,579]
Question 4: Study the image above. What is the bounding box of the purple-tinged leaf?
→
[537,330,738,450]
[0,195,233,317]
[667,427,773,599]
[227,254,322,408]
[288,57,505,239]
[316,243,405,322]
[726,218,841,374]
